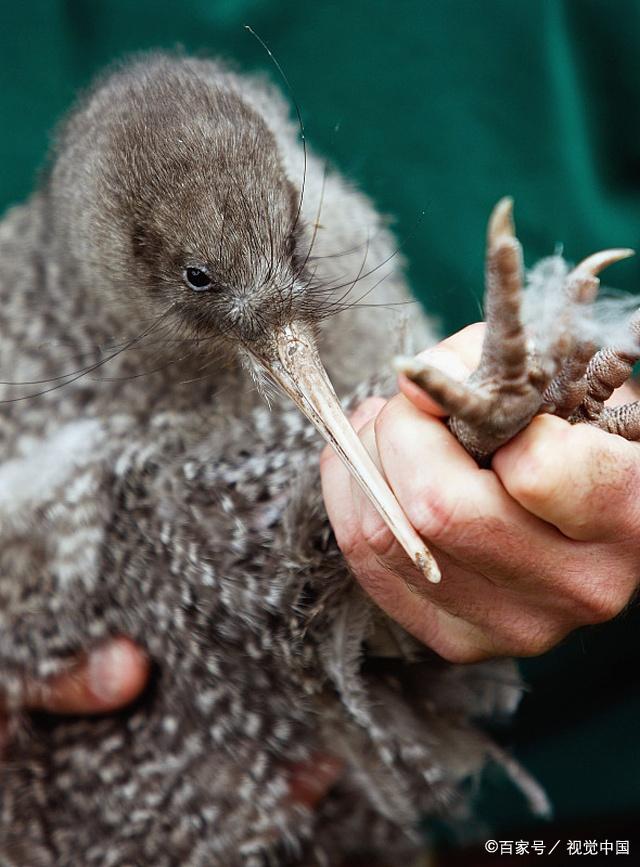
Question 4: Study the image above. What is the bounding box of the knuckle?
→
[476,603,570,658]
[332,515,364,563]
[592,447,640,538]
[372,401,464,546]
[505,437,558,506]
[572,581,632,625]
[360,519,397,560]
[361,562,406,606]
[372,395,399,443]
[500,619,566,658]
[407,489,472,550]
[333,509,396,565]
[428,611,497,665]
[349,396,386,431]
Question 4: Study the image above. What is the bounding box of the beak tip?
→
[266,324,444,586]
[417,551,441,584]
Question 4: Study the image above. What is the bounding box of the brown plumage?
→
[0,54,563,865]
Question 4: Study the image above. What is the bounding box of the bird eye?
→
[184,267,212,292]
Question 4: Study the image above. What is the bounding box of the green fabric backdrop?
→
[2,0,640,843]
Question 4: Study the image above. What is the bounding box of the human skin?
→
[321,323,640,663]
[7,638,150,718]
[9,322,639,804]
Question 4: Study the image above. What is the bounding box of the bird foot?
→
[396,199,638,464]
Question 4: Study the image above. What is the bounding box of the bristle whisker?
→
[293,160,329,284]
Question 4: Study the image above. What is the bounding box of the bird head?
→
[47,55,439,581]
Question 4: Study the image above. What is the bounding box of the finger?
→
[349,478,589,659]
[334,535,570,664]
[320,482,495,664]
[398,323,486,415]
[26,638,149,715]
[493,414,640,542]
[425,593,574,662]
[321,408,580,662]
[348,396,388,432]
[324,388,633,662]
[423,322,486,371]
[373,394,568,580]
[606,381,639,408]
[321,420,425,626]
[345,419,530,617]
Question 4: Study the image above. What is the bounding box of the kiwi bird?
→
[1,51,637,866]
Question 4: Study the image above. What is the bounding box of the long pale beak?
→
[252,322,440,583]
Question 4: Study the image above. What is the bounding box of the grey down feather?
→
[0,53,547,866]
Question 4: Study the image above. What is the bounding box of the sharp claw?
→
[410,197,638,462]
[566,249,634,304]
[571,248,635,279]
[487,197,515,246]
[395,356,488,423]
[394,355,431,378]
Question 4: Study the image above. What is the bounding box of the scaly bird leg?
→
[541,341,595,419]
[541,250,633,418]
[398,199,544,463]
[568,311,640,438]
[397,199,635,462]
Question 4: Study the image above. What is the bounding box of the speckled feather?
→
[0,55,529,866]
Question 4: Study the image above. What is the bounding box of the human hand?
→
[19,637,150,714]
[1,636,343,805]
[321,323,640,663]
[0,637,149,755]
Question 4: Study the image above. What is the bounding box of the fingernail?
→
[88,641,130,703]
[417,348,470,381]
